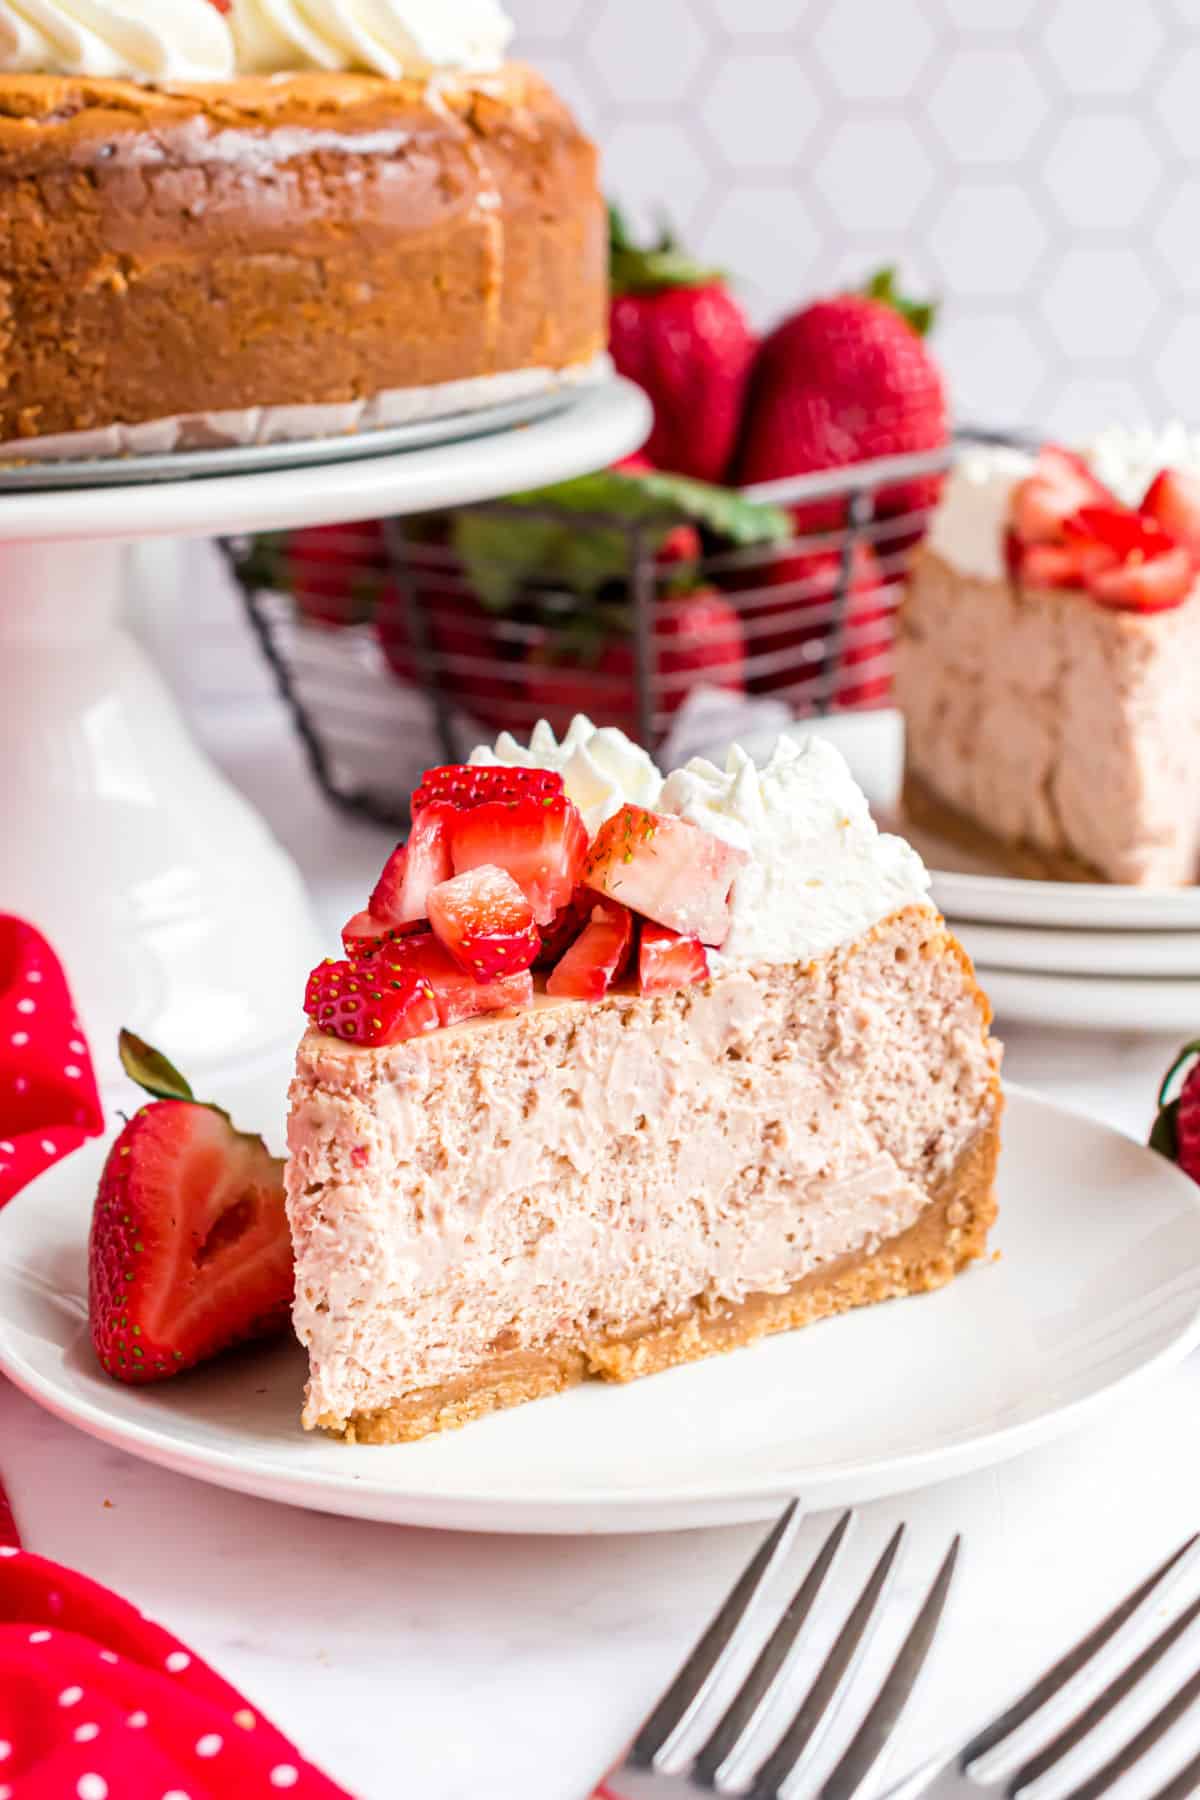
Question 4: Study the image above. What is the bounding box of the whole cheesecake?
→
[0,2,606,456]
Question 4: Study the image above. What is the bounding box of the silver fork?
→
[591,1499,962,1800]
[881,1532,1200,1800]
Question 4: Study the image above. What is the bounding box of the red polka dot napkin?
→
[0,1480,354,1798]
[0,917,104,1210]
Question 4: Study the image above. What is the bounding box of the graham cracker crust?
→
[903,769,1108,885]
[324,1116,1001,1445]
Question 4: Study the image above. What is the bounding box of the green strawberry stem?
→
[1149,1037,1200,1160]
[609,203,725,297]
[118,1030,196,1103]
[862,266,938,337]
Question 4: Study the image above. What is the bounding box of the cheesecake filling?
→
[288,908,1000,1428]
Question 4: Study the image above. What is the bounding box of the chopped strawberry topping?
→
[369,803,455,926]
[341,909,418,960]
[1065,504,1174,561]
[1141,468,1200,551]
[1087,546,1195,613]
[582,805,747,947]
[1011,447,1114,545]
[305,958,440,1046]
[1018,543,1088,589]
[391,932,534,1025]
[638,923,710,995]
[427,865,540,979]
[412,764,565,813]
[546,900,634,1000]
[536,886,594,968]
[451,794,588,926]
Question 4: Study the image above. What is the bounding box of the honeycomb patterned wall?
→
[509,0,1200,440]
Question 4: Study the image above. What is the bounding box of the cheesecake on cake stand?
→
[0,0,646,1085]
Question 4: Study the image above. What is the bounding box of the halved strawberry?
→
[89,1032,290,1385]
[451,794,588,926]
[1065,504,1174,561]
[638,922,710,995]
[427,865,540,979]
[1087,547,1195,613]
[341,909,418,961]
[1010,446,1114,545]
[1141,468,1200,551]
[304,958,440,1046]
[412,764,565,814]
[369,803,455,926]
[391,932,533,1025]
[582,805,747,946]
[546,900,634,1000]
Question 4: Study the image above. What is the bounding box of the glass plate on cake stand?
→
[0,377,651,1088]
[1,1087,1199,1534]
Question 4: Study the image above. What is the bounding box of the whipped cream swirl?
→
[0,0,234,80]
[0,0,513,81]
[470,715,664,839]
[474,717,932,967]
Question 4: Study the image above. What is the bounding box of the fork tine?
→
[1059,1661,1200,1800]
[745,1523,907,1800]
[629,1498,804,1769]
[961,1534,1200,1765]
[1010,1587,1200,1791]
[819,1535,963,1800]
[690,1510,854,1787]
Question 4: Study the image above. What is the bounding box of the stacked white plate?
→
[777,710,1200,1033]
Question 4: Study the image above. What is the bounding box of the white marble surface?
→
[4,578,1200,1798]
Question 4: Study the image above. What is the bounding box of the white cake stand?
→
[0,378,650,1088]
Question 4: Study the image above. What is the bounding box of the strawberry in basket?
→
[734,267,948,537]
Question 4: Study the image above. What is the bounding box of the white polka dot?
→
[11,1033,28,1049]
[77,1777,107,1800]
[59,1684,84,1707]
[65,1064,82,1079]
[162,1792,192,1800]
[0,1742,10,1762]
[0,1546,18,1558]
[40,1138,56,1155]
[164,1650,191,1673]
[15,998,34,1015]
[69,1038,85,1053]
[12,1077,26,1094]
[73,1723,100,1744]
[26,970,42,983]
[127,1710,148,1729]
[195,1733,223,1758]
[269,1768,299,1790]
[98,1650,118,1664]
[0,1783,12,1799]
[0,1140,12,1153]
[29,1629,51,1643]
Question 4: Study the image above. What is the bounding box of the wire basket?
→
[223,441,962,828]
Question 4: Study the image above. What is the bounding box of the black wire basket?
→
[223,441,963,828]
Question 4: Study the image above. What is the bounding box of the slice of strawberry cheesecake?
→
[287,723,1002,1443]
[899,434,1200,886]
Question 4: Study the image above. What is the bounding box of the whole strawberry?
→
[90,1032,291,1384]
[734,268,948,531]
[608,207,756,484]
[1150,1040,1200,1183]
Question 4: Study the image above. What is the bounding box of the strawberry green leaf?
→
[118,1030,195,1104]
[1149,1098,1180,1161]
[608,201,725,296]
[862,265,938,337]
[453,470,789,612]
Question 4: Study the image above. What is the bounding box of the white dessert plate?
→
[2,1089,1199,1534]
[802,710,1200,935]
[958,920,1200,978]
[980,968,1200,1035]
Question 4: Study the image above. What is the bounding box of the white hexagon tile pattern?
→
[506,0,1200,436]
